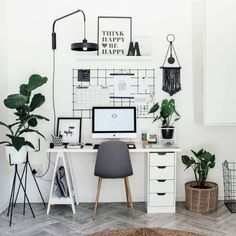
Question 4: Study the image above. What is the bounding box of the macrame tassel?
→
[162,67,181,96]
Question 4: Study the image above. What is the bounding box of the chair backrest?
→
[94,141,133,178]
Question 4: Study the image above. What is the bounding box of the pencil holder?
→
[52,136,63,147]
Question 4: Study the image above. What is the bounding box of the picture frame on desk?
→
[57,117,82,144]
[97,16,132,56]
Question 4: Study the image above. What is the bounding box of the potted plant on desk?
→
[182,149,218,213]
[148,98,180,140]
[0,74,49,164]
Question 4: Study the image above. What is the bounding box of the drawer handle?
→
[157,152,167,155]
[157,179,166,182]
[157,193,166,196]
[157,166,166,169]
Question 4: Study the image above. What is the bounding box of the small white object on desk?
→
[67,143,83,149]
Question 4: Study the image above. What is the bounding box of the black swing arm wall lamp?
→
[51,9,98,51]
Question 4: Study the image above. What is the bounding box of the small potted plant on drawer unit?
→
[148,98,180,140]
[0,74,49,165]
[182,149,218,213]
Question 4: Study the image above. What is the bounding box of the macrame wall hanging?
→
[161,34,181,96]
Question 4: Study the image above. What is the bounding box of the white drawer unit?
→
[149,152,174,166]
[147,151,177,213]
[149,193,174,207]
[150,166,174,179]
[149,180,174,193]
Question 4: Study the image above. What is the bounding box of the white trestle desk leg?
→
[47,153,60,214]
[62,153,76,214]
[67,153,79,205]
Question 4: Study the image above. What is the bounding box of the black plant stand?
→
[7,149,46,226]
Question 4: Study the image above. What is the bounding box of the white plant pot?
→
[5,146,27,165]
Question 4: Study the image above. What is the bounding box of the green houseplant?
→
[149,99,180,139]
[0,74,49,164]
[182,149,218,213]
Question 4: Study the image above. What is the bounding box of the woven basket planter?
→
[185,181,218,214]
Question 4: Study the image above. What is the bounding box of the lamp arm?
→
[52,9,86,50]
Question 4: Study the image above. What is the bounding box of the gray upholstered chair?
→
[93,141,134,219]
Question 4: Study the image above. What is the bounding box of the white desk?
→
[46,143,181,214]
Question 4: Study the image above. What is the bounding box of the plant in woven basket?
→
[182,149,215,188]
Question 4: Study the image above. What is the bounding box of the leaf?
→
[31,114,49,121]
[30,93,45,111]
[20,84,31,100]
[208,162,215,168]
[191,149,198,157]
[0,141,11,145]
[197,148,204,156]
[7,135,26,151]
[24,141,35,150]
[148,103,159,114]
[182,155,191,165]
[19,129,45,139]
[28,118,38,127]
[0,121,14,135]
[26,74,47,92]
[4,94,28,109]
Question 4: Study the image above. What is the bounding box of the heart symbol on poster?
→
[102,43,108,48]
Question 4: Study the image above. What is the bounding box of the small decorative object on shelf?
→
[148,98,180,145]
[182,149,218,213]
[127,42,141,56]
[161,34,181,96]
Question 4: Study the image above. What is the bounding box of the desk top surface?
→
[46,143,181,153]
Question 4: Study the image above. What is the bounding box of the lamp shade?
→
[71,39,98,51]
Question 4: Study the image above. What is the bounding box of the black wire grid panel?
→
[72,68,156,119]
[223,161,236,212]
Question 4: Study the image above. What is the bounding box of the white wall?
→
[0,0,11,212]
[3,0,236,204]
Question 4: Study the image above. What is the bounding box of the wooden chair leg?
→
[125,177,135,219]
[93,177,102,220]
[124,178,130,207]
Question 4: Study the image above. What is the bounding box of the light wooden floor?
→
[0,201,235,236]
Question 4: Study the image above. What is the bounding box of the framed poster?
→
[57,117,82,144]
[97,16,132,56]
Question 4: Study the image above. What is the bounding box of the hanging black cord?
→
[35,153,51,178]
[52,50,56,136]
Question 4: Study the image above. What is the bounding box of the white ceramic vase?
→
[5,146,27,165]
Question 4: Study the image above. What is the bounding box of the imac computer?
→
[92,107,137,139]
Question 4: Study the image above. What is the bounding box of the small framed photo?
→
[97,16,132,56]
[57,117,82,144]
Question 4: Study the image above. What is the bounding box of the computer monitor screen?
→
[92,107,136,138]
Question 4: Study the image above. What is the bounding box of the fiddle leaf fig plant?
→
[149,98,180,127]
[182,149,216,188]
[0,74,49,151]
